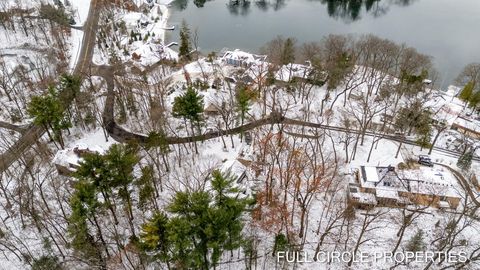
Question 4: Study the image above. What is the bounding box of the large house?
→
[222,49,267,68]
[348,165,461,209]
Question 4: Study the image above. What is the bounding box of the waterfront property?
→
[222,49,267,68]
[275,63,328,86]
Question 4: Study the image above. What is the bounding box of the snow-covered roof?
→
[275,63,313,82]
[222,49,266,65]
[445,85,461,97]
[397,167,460,198]
[376,188,399,200]
[362,166,381,183]
[438,201,450,208]
[452,117,480,134]
[122,12,149,28]
[359,166,461,199]
[221,159,247,183]
[432,104,462,126]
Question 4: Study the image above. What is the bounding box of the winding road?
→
[98,71,480,162]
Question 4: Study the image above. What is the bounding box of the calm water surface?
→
[167,0,480,88]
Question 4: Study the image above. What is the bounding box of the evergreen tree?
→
[39,3,71,26]
[172,87,204,124]
[326,52,353,91]
[31,255,64,270]
[273,233,290,256]
[179,20,192,60]
[147,130,171,172]
[235,85,252,141]
[68,178,106,268]
[73,144,139,228]
[281,37,296,65]
[139,211,171,266]
[415,122,432,150]
[468,90,480,110]
[172,87,204,153]
[136,165,157,210]
[458,81,475,105]
[104,144,139,229]
[457,148,474,171]
[58,74,82,104]
[68,143,143,268]
[28,86,71,148]
[395,100,432,137]
[406,229,425,252]
[139,170,249,269]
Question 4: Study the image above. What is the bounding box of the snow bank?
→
[69,0,91,25]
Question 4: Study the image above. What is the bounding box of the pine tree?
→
[235,85,252,141]
[458,81,475,105]
[104,144,139,230]
[28,86,71,148]
[147,130,171,172]
[457,148,474,171]
[31,255,64,270]
[58,74,81,104]
[172,87,204,153]
[139,170,249,269]
[281,37,296,65]
[406,229,425,252]
[136,165,157,210]
[468,90,480,110]
[178,20,192,60]
[395,100,432,138]
[415,122,432,150]
[68,178,106,268]
[273,233,290,256]
[74,144,139,228]
[139,211,171,266]
[172,87,204,123]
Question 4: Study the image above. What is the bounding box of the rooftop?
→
[360,165,461,199]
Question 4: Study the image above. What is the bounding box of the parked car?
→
[418,155,434,167]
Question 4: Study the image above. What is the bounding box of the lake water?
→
[166,0,480,88]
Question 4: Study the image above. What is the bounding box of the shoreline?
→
[158,0,174,46]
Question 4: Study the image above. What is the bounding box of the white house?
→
[222,49,267,68]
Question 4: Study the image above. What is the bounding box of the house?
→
[122,12,150,31]
[451,117,480,139]
[53,145,101,176]
[347,183,377,209]
[348,165,461,209]
[222,49,267,68]
[274,63,328,86]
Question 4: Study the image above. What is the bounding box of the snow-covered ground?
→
[93,0,178,67]
[1,0,480,269]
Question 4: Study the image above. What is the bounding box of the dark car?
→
[418,155,434,167]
